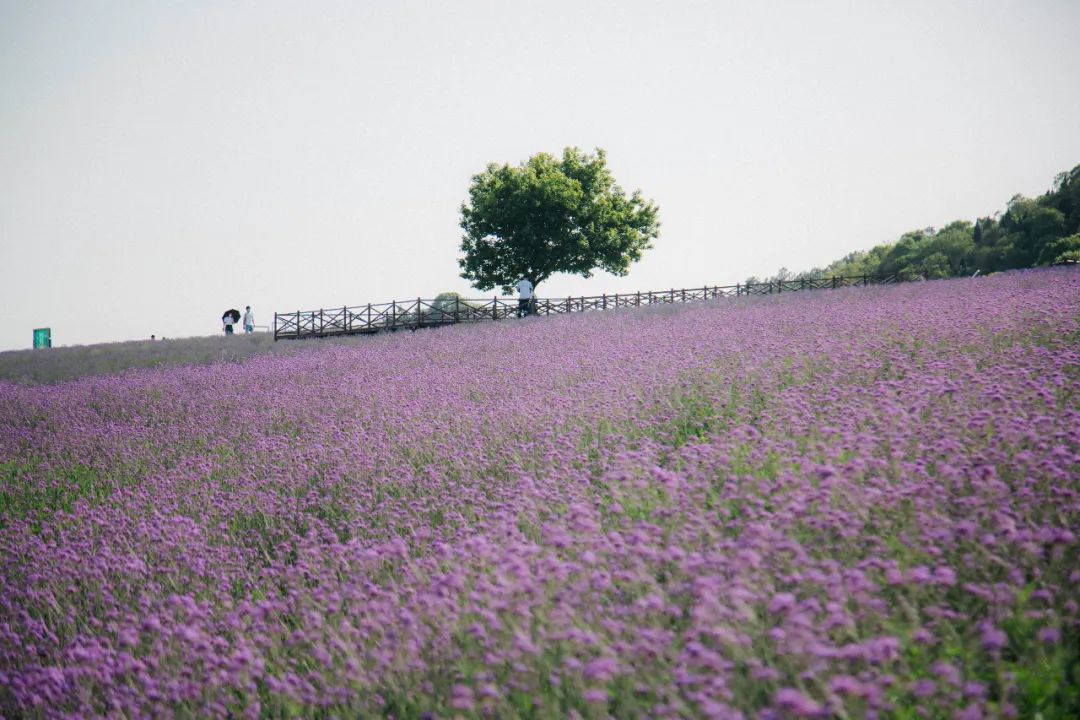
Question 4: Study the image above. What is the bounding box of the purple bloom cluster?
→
[1,269,1078,718]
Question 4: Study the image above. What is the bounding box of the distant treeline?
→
[752,164,1080,284]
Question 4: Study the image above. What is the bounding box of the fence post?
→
[273,312,278,340]
[391,300,397,329]
[417,297,422,328]
[494,295,498,320]
[454,296,460,323]
[367,303,372,330]
[602,293,607,310]
[343,306,348,332]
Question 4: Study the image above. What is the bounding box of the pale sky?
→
[2,0,1078,350]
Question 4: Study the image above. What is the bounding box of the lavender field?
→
[1,270,1078,719]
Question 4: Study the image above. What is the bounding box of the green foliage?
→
[1047,166,1080,235]
[920,252,952,279]
[813,164,1080,278]
[458,147,659,292]
[0,460,110,532]
[392,292,478,326]
[1046,233,1080,264]
[429,292,475,322]
[432,291,465,308]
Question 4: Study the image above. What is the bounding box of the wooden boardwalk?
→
[273,274,909,340]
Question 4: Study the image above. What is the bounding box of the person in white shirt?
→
[515,277,534,317]
[243,306,254,334]
[223,315,235,334]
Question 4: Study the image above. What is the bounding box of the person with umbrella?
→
[222,309,240,335]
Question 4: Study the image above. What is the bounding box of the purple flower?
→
[774,687,823,717]
[911,679,936,698]
[768,592,797,614]
[450,684,474,711]
[582,687,608,704]
[906,566,932,585]
[931,662,962,687]
[583,657,618,683]
[980,624,1008,652]
[1037,626,1061,645]
[828,675,864,697]
[932,566,956,585]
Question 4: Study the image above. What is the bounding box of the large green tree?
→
[458,147,659,293]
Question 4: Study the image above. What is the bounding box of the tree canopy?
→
[799,163,1080,280]
[458,147,659,293]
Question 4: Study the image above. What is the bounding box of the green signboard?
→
[33,328,51,349]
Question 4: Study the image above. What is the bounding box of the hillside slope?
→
[2,268,1078,718]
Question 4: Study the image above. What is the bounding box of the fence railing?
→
[274,273,908,340]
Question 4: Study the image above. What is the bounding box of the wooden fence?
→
[274,273,909,340]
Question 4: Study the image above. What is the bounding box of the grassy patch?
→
[0,460,112,532]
